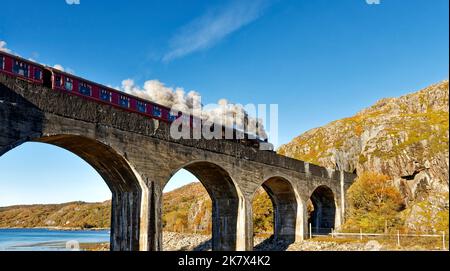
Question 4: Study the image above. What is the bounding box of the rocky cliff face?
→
[278,81,449,206]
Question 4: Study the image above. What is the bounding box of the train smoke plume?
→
[0,41,12,54]
[120,79,267,138]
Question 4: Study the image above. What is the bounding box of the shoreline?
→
[1,230,445,251]
[0,227,110,231]
[79,242,110,251]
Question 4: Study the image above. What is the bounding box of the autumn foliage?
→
[343,172,405,233]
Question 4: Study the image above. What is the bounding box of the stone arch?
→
[163,160,244,251]
[308,185,336,234]
[253,177,301,244]
[0,134,145,251]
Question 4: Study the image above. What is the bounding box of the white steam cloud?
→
[0,40,22,58]
[120,79,267,138]
[0,41,12,53]
[121,79,202,113]
[53,64,75,74]
[53,64,65,71]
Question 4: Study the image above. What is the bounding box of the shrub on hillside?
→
[343,172,405,233]
[252,189,274,235]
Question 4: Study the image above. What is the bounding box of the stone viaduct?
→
[0,75,356,251]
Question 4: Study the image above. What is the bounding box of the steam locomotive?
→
[0,51,271,150]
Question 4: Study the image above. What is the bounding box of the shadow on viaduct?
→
[0,75,356,251]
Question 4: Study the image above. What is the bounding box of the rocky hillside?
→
[163,182,273,235]
[279,81,449,201]
[278,80,449,232]
[162,182,212,234]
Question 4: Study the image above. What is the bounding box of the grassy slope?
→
[0,201,110,229]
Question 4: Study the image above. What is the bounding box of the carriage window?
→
[100,89,112,102]
[34,68,42,80]
[55,75,62,87]
[137,101,146,113]
[119,95,130,108]
[65,77,73,91]
[13,60,29,77]
[153,106,162,118]
[0,56,4,70]
[79,82,92,96]
[168,111,178,122]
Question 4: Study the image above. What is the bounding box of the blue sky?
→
[0,0,448,206]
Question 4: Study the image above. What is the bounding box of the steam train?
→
[0,51,270,149]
